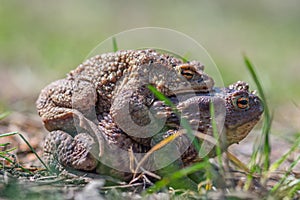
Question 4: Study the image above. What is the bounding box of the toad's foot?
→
[44,130,98,173]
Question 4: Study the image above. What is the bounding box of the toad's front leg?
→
[110,85,170,144]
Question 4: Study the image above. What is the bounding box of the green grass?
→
[0,131,49,172]
[243,55,273,190]
[112,37,118,52]
[0,112,50,175]
[0,113,31,174]
[0,111,10,120]
[244,55,272,172]
[242,56,299,198]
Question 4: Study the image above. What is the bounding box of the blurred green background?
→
[0,0,299,133]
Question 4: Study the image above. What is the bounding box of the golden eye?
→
[235,97,249,109]
[181,69,194,80]
[177,64,195,80]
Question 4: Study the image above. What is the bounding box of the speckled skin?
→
[37,49,215,174]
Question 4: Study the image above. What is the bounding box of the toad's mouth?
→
[172,86,211,94]
[227,114,262,130]
[226,116,262,144]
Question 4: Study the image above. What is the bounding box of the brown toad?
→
[37,49,214,171]
[42,81,263,179]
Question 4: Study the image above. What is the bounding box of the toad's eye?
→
[181,69,194,80]
[177,64,195,80]
[235,97,249,109]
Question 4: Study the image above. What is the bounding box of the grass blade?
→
[0,142,11,147]
[0,154,15,164]
[112,37,118,52]
[210,100,222,166]
[148,160,208,193]
[147,85,175,109]
[269,134,300,173]
[243,55,272,171]
[226,151,249,173]
[0,147,31,173]
[287,180,300,198]
[133,129,184,176]
[0,131,19,138]
[2,147,17,153]
[270,154,300,194]
[0,111,10,120]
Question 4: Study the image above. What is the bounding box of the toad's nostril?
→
[197,78,204,83]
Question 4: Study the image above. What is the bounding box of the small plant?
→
[0,131,49,172]
[0,112,49,172]
[243,55,299,198]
